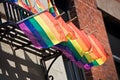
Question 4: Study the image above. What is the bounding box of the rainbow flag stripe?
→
[9,0,18,3]
[47,0,56,17]
[17,0,30,11]
[56,17,76,40]
[19,22,42,48]
[88,34,108,66]
[18,11,66,48]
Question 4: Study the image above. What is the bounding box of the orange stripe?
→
[18,0,30,10]
[56,17,76,40]
[67,22,91,51]
[88,35,108,62]
[40,11,66,41]
[43,11,66,41]
[35,0,45,10]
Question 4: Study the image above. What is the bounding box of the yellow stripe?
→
[34,15,60,45]
[40,13,62,41]
[85,51,99,60]
[84,54,94,63]
[96,58,104,65]
[70,40,84,56]
[88,35,107,62]
[70,40,95,63]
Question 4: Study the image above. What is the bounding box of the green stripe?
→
[82,56,89,63]
[49,7,55,13]
[84,55,93,63]
[25,0,29,6]
[92,60,99,66]
[67,40,82,60]
[29,18,53,47]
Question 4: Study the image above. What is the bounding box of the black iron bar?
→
[8,3,13,21]
[12,5,17,22]
[0,38,43,57]
[46,53,60,80]
[3,2,10,20]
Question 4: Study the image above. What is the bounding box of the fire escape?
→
[0,1,63,80]
[0,0,86,80]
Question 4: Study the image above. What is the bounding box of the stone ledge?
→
[96,0,120,20]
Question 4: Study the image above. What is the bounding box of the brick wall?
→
[72,0,118,80]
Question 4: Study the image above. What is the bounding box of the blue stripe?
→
[24,20,48,48]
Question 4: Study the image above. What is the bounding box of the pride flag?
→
[55,22,98,62]
[18,11,66,48]
[55,22,108,69]
[67,22,102,59]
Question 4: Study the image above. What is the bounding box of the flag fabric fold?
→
[88,34,108,66]
[47,0,108,69]
[18,11,66,48]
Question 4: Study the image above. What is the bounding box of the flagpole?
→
[17,9,48,24]
[55,12,65,19]
[67,16,77,23]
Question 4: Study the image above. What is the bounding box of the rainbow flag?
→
[64,22,108,66]
[60,22,101,63]
[54,21,108,69]
[18,11,66,48]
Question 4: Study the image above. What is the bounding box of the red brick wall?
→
[73,0,118,80]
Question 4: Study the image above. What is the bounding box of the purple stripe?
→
[19,22,42,48]
[53,46,89,69]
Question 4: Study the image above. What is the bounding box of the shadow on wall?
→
[0,42,46,80]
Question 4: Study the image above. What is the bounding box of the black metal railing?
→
[0,1,87,80]
[2,0,33,22]
[0,0,61,60]
[0,1,61,80]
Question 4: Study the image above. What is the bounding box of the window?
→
[102,10,120,79]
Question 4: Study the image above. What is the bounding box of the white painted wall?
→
[0,41,67,80]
